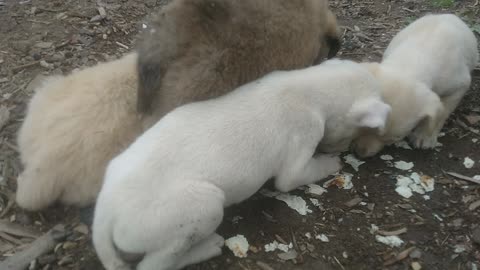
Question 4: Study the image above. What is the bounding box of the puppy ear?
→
[325,10,341,59]
[351,98,392,134]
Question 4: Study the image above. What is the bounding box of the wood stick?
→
[0,224,68,270]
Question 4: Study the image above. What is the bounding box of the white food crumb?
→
[264,241,293,253]
[275,194,312,216]
[305,232,312,239]
[454,245,466,253]
[423,195,431,200]
[375,235,404,247]
[343,154,365,172]
[315,234,330,242]
[395,186,413,198]
[472,138,478,143]
[394,141,412,150]
[309,198,320,207]
[142,23,147,29]
[323,173,354,190]
[370,224,379,234]
[464,157,475,169]
[380,155,394,161]
[306,184,327,196]
[395,174,435,198]
[394,161,414,171]
[225,235,249,258]
[474,175,480,181]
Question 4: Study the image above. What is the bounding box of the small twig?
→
[378,227,408,236]
[445,172,480,185]
[383,246,416,266]
[0,224,68,270]
[37,7,64,13]
[27,19,52,25]
[54,39,71,50]
[3,140,19,153]
[290,227,303,264]
[441,233,451,246]
[402,7,416,13]
[115,41,129,50]
[0,232,24,245]
[0,220,39,239]
[11,61,39,74]
[333,256,346,270]
[256,261,274,270]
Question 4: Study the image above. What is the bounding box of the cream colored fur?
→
[16,0,340,210]
[352,14,478,157]
[16,53,142,210]
[92,59,391,270]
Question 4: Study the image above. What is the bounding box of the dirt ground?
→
[0,0,479,269]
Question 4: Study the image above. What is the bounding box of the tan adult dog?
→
[16,0,341,210]
[136,0,341,125]
[352,14,478,158]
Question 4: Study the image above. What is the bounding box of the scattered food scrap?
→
[323,173,354,190]
[464,157,475,169]
[394,161,414,171]
[264,240,293,253]
[315,234,330,242]
[306,184,328,196]
[375,235,404,248]
[395,173,435,198]
[309,198,321,207]
[380,155,394,161]
[275,194,312,215]
[225,235,249,258]
[343,154,365,171]
[394,141,412,150]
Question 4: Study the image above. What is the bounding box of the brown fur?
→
[16,0,340,210]
[136,0,341,119]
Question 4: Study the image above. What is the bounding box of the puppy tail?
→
[92,210,131,270]
[15,169,62,211]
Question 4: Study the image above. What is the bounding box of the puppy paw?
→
[408,131,438,149]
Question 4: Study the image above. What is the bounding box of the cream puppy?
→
[16,53,141,210]
[93,59,391,270]
[352,14,478,157]
[382,14,478,149]
[352,63,444,157]
[16,0,341,210]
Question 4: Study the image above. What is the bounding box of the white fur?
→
[92,59,391,270]
[382,14,478,148]
[353,14,478,157]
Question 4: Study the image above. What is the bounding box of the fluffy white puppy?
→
[92,59,391,270]
[352,14,478,157]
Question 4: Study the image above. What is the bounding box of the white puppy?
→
[352,14,478,157]
[92,59,391,270]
